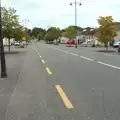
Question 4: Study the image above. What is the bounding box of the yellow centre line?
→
[39,55,42,58]
[41,59,46,64]
[55,85,74,109]
[46,67,52,75]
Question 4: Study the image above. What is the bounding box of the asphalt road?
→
[4,42,120,120]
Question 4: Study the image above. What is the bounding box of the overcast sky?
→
[2,0,120,29]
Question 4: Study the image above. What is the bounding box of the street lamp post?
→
[0,1,7,78]
[22,19,29,44]
[70,0,82,48]
[22,19,29,29]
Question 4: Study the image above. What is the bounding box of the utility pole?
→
[0,1,7,78]
[70,0,82,48]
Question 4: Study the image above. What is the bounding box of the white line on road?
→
[97,61,120,70]
[63,51,69,54]
[80,56,94,61]
[51,47,57,50]
[57,49,64,52]
[70,53,79,56]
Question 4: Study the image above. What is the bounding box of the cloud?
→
[2,0,120,28]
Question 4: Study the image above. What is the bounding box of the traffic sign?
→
[22,36,26,41]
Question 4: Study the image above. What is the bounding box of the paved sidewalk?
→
[0,48,28,120]
[4,46,48,120]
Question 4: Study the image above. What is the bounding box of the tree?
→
[2,7,20,51]
[44,27,61,42]
[13,25,23,41]
[31,27,46,40]
[97,16,117,50]
[62,26,76,39]
[28,29,32,39]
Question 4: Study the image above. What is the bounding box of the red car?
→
[66,40,76,44]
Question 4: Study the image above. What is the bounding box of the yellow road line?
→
[46,67,52,75]
[39,55,42,58]
[41,59,45,64]
[55,85,74,109]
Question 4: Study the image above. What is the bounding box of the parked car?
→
[66,40,76,44]
[46,41,53,44]
[53,40,59,45]
[20,42,25,48]
[113,40,120,48]
[14,42,20,46]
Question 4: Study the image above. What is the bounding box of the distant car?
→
[113,40,120,48]
[46,41,53,44]
[66,40,76,44]
[20,42,25,48]
[53,40,59,45]
[14,42,20,46]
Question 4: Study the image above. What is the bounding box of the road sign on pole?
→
[22,36,26,41]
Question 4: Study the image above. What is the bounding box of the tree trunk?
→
[106,46,108,51]
[8,39,10,52]
[105,43,108,51]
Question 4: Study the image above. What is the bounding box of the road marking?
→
[58,49,64,52]
[98,61,120,70]
[80,56,94,61]
[51,47,69,54]
[70,53,79,56]
[41,59,46,64]
[36,49,38,53]
[39,55,42,58]
[64,51,69,54]
[52,47,57,50]
[55,85,74,109]
[46,67,52,75]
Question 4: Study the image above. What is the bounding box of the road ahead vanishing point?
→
[3,42,120,120]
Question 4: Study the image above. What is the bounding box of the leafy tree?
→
[62,26,76,39]
[69,26,83,32]
[2,7,20,51]
[44,27,61,42]
[28,29,32,39]
[31,27,46,40]
[97,16,117,50]
[13,25,23,41]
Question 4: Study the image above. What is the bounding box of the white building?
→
[3,38,15,46]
